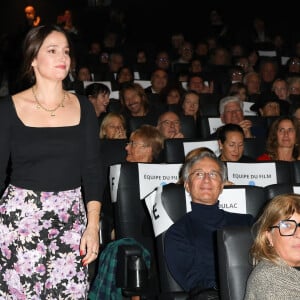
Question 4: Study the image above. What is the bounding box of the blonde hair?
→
[99,112,126,139]
[250,194,300,265]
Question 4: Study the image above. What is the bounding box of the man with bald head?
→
[157,111,184,139]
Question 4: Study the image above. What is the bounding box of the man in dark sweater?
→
[164,151,254,299]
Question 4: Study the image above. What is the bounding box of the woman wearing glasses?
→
[244,194,300,299]
[125,124,164,163]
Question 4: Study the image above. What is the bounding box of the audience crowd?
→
[2,5,300,299]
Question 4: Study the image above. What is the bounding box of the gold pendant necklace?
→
[32,87,66,116]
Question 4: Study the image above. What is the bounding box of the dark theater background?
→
[0,1,298,46]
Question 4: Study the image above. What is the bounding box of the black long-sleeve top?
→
[0,94,105,203]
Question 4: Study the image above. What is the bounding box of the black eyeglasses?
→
[159,120,180,127]
[232,71,243,76]
[126,141,148,148]
[269,219,300,236]
[188,170,221,181]
[158,58,169,62]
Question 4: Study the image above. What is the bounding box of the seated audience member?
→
[162,84,184,105]
[63,60,90,95]
[189,57,204,74]
[287,76,300,106]
[153,50,175,81]
[77,65,92,82]
[119,82,160,133]
[164,151,254,298]
[217,123,255,162]
[258,58,280,95]
[250,93,289,117]
[160,82,185,113]
[116,65,134,90]
[181,90,201,122]
[194,40,209,65]
[228,65,244,85]
[247,48,260,73]
[271,78,291,103]
[244,194,300,300]
[157,111,184,139]
[132,48,151,80]
[172,40,194,67]
[234,55,252,73]
[144,68,169,112]
[186,72,213,94]
[125,124,164,163]
[291,106,300,129]
[243,71,261,103]
[284,56,300,78]
[24,5,41,30]
[99,112,127,139]
[287,76,300,95]
[212,96,255,138]
[228,82,248,102]
[85,82,110,125]
[257,116,300,161]
[177,147,215,184]
[99,52,124,90]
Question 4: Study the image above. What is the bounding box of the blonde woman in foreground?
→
[244,194,300,299]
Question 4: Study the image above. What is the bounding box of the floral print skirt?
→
[0,184,89,299]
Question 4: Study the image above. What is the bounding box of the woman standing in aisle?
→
[0,25,105,299]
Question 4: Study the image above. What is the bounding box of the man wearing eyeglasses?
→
[164,151,253,299]
[156,111,184,139]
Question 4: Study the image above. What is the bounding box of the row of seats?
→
[98,137,217,167]
[110,113,277,140]
[108,161,300,299]
[99,137,268,165]
[163,137,267,162]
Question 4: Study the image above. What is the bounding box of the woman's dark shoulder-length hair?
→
[266,115,300,160]
[20,24,73,85]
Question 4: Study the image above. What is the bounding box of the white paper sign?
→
[134,80,151,89]
[145,186,176,237]
[281,56,290,65]
[109,164,121,203]
[227,162,277,187]
[258,50,276,57]
[183,140,220,156]
[219,188,247,213]
[138,163,182,199]
[134,71,140,80]
[110,91,119,99]
[181,81,188,90]
[185,188,246,213]
[293,186,300,194]
[208,118,223,134]
[243,101,257,116]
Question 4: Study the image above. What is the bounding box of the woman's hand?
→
[113,127,127,139]
[80,225,100,266]
[80,201,101,266]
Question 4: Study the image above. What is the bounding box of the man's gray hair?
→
[219,95,243,114]
[182,151,227,182]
